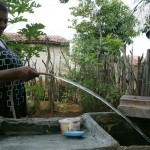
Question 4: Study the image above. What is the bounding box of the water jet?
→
[1,73,150,149]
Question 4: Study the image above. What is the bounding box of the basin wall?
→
[0,118,61,135]
[90,112,150,146]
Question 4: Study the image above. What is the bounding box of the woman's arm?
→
[0,66,39,84]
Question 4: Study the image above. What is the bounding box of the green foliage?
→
[26,85,46,115]
[27,99,36,115]
[61,91,72,102]
[18,23,45,41]
[69,0,139,72]
[133,0,150,14]
[98,84,121,107]
[7,0,41,14]
[12,23,46,60]
[77,82,121,112]
[26,85,45,101]
[7,43,45,60]
[59,0,69,3]
[1,1,46,61]
[102,34,123,61]
[141,20,150,35]
[80,94,98,112]
[70,0,139,45]
[5,0,41,24]
[106,86,121,107]
[63,0,139,112]
[9,16,27,24]
[55,101,67,114]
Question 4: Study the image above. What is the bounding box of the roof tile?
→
[3,32,69,45]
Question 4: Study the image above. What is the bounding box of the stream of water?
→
[39,72,150,144]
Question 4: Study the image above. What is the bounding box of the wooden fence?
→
[120,48,150,96]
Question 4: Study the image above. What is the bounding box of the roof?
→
[3,32,69,45]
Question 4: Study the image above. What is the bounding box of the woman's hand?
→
[0,66,39,84]
[17,66,39,81]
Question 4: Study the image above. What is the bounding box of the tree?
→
[59,0,69,3]
[133,0,150,12]
[69,0,139,65]
[133,0,150,32]
[63,0,139,111]
[1,0,45,63]
[6,0,41,24]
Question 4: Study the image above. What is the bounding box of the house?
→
[3,32,70,74]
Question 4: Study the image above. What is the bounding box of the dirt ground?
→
[31,110,83,118]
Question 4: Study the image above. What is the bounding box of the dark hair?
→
[0,1,8,13]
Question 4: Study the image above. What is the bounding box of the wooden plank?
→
[120,95,150,101]
[118,95,150,118]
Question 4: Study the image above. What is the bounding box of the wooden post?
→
[146,49,150,96]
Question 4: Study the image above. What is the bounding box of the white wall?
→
[30,44,69,75]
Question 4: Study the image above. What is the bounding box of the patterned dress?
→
[0,39,27,118]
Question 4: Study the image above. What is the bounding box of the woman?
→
[0,1,39,118]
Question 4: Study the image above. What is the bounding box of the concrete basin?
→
[0,113,119,150]
[1,112,150,150]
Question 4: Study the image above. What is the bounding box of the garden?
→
[3,0,150,119]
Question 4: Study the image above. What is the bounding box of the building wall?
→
[30,44,69,75]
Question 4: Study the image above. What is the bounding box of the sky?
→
[5,0,150,57]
